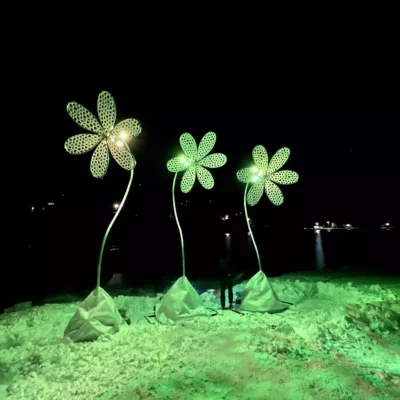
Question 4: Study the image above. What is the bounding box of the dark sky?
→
[26,93,399,227]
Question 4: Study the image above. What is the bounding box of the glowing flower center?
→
[180,156,194,167]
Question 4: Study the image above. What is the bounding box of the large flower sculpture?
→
[65,91,141,178]
[63,91,141,342]
[167,132,227,192]
[237,145,298,206]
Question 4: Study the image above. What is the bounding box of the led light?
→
[120,131,127,139]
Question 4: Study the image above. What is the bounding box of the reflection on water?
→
[314,230,326,270]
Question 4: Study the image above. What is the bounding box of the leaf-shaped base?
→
[240,271,290,313]
[156,276,210,325]
[64,287,124,342]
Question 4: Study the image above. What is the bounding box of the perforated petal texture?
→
[252,145,269,171]
[65,134,101,155]
[267,147,290,174]
[196,165,214,189]
[270,170,299,185]
[247,182,264,206]
[97,91,116,132]
[197,132,216,160]
[237,168,253,183]
[199,153,227,168]
[108,141,134,171]
[180,133,197,159]
[265,181,284,206]
[113,119,141,139]
[90,140,109,178]
[67,102,104,134]
[167,157,188,173]
[181,166,196,193]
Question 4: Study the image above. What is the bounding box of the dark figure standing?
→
[219,257,234,309]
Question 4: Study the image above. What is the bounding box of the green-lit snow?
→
[1,272,399,399]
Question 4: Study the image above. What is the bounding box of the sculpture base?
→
[240,271,290,313]
[64,287,124,342]
[156,276,210,325]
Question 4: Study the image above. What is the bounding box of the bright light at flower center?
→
[252,176,259,182]
[116,140,124,147]
[252,167,258,173]
[258,170,264,177]
[120,131,127,139]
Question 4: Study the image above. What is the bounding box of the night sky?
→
[10,97,399,309]
[28,95,399,226]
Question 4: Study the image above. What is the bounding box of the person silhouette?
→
[218,257,234,309]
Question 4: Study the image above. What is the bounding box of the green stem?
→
[172,172,185,277]
[244,183,263,272]
[96,157,135,289]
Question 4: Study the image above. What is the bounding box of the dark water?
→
[3,222,398,311]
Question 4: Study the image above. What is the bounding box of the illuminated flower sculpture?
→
[237,145,299,313]
[156,132,227,325]
[63,91,141,342]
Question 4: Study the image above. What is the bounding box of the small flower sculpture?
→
[65,91,141,178]
[156,132,227,325]
[167,132,227,193]
[236,145,299,314]
[237,146,299,206]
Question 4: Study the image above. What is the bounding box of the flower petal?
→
[65,134,101,154]
[167,157,189,173]
[252,145,268,171]
[67,102,104,134]
[97,91,116,131]
[237,168,254,183]
[181,166,196,193]
[113,119,141,140]
[180,133,197,159]
[197,132,216,161]
[196,165,214,189]
[267,147,290,174]
[270,170,299,185]
[265,181,284,206]
[199,153,227,168]
[247,182,264,206]
[90,140,109,178]
[108,141,135,171]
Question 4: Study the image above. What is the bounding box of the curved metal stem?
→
[244,183,262,272]
[172,172,185,277]
[96,159,135,289]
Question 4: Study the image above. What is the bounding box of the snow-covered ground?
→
[1,272,399,399]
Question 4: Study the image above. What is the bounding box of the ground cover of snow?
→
[1,272,399,399]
